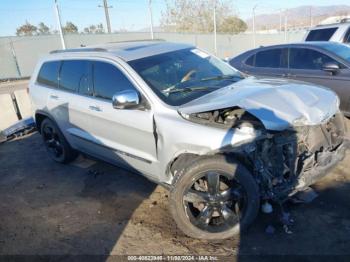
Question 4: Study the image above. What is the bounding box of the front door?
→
[85,60,158,177]
[287,47,350,114]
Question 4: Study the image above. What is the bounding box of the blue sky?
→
[0,0,349,36]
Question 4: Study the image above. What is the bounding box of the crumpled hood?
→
[179,77,340,131]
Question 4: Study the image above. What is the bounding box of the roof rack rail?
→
[50,47,107,54]
[106,38,165,44]
[315,18,350,27]
[340,18,350,23]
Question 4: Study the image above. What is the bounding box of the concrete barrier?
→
[0,93,19,131]
[15,89,32,119]
[0,80,31,131]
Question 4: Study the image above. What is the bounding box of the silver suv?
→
[29,41,348,239]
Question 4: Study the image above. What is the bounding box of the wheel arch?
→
[34,110,55,133]
[166,150,254,186]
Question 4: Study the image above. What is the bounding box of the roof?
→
[50,40,194,61]
[253,41,347,50]
[314,20,350,28]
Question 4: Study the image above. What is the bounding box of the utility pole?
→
[284,9,288,43]
[213,2,217,55]
[309,6,313,27]
[148,0,154,39]
[54,0,66,49]
[99,0,112,33]
[279,9,282,32]
[252,4,258,48]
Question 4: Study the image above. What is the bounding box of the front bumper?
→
[294,139,349,193]
[254,112,349,201]
[292,111,349,194]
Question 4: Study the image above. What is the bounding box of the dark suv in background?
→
[229,42,350,115]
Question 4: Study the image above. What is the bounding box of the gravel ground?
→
[0,132,350,261]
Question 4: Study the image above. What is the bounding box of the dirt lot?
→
[1,132,350,261]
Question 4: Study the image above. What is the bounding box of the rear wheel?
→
[169,155,259,240]
[40,118,78,163]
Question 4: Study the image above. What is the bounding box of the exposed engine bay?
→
[187,107,263,129]
[188,107,348,202]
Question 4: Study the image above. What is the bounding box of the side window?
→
[37,61,60,88]
[255,48,287,68]
[93,61,136,100]
[343,28,350,43]
[245,54,255,66]
[59,60,91,93]
[289,48,336,70]
[305,28,337,41]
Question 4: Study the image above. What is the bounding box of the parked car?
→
[303,19,350,43]
[30,41,348,239]
[229,42,350,116]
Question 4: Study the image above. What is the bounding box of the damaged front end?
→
[186,108,349,202]
[252,112,348,201]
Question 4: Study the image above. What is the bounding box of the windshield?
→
[320,43,350,63]
[128,48,242,106]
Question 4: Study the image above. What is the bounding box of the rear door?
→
[46,59,95,149]
[286,47,350,113]
[58,59,97,150]
[241,48,288,78]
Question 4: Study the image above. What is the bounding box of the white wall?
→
[0,31,305,79]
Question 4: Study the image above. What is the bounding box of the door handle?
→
[50,95,59,100]
[89,105,102,112]
[282,73,296,78]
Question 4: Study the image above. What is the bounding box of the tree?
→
[16,21,37,36]
[37,22,50,35]
[83,23,105,34]
[63,21,78,34]
[219,16,247,34]
[160,0,245,34]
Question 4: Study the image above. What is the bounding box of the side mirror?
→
[322,62,340,74]
[222,57,229,63]
[112,89,140,109]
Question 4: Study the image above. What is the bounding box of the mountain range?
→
[245,5,350,30]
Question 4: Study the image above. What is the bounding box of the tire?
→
[169,154,260,240]
[40,118,78,163]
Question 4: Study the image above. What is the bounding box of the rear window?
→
[343,28,350,43]
[59,60,91,93]
[245,55,255,66]
[305,27,338,41]
[255,49,287,68]
[37,61,60,88]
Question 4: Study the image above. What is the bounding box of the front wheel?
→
[169,155,260,240]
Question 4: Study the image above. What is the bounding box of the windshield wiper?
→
[199,74,241,82]
[163,86,219,94]
[162,74,241,94]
